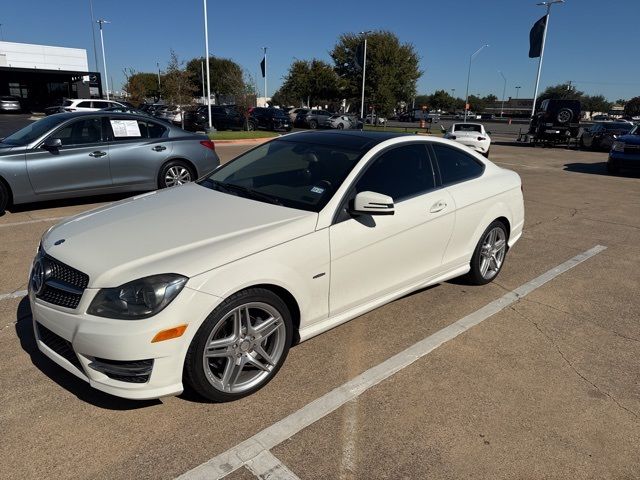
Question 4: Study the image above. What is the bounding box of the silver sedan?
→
[0,112,220,214]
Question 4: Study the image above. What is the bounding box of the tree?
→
[615,98,627,106]
[331,31,421,116]
[163,50,197,108]
[536,83,583,110]
[428,90,456,111]
[276,59,342,107]
[582,94,611,115]
[122,69,159,105]
[468,95,487,113]
[185,56,245,103]
[624,97,640,117]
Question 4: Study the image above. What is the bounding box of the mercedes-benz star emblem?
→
[30,258,50,295]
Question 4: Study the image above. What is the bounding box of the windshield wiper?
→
[210,180,283,206]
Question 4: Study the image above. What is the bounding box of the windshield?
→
[603,123,632,132]
[199,139,364,212]
[1,116,63,146]
[453,124,482,133]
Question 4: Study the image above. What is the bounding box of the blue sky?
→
[1,0,639,101]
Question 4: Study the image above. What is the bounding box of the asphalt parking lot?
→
[1,136,639,479]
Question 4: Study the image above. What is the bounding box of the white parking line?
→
[0,216,67,228]
[0,290,28,302]
[245,451,301,480]
[177,245,607,480]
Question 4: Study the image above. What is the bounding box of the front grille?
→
[88,358,153,383]
[624,145,640,154]
[35,254,89,309]
[36,322,83,373]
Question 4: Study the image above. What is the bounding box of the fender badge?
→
[54,239,65,246]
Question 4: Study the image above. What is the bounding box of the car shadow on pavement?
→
[15,297,162,410]
[564,162,640,178]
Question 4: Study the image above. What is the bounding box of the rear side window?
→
[92,101,108,109]
[77,101,92,108]
[147,121,167,138]
[356,144,435,202]
[432,144,484,185]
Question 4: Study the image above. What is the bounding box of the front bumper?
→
[30,283,222,400]
[609,151,640,170]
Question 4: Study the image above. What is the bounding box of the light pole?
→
[88,0,99,74]
[0,23,5,41]
[156,61,161,98]
[203,0,212,129]
[531,0,564,118]
[96,19,110,100]
[499,71,507,118]
[464,44,489,122]
[263,47,268,103]
[515,85,521,100]
[359,30,372,123]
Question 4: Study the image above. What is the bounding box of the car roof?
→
[279,130,408,151]
[49,111,166,122]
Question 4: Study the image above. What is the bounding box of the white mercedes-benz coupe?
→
[444,122,492,157]
[29,131,524,402]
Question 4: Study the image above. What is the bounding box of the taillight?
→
[200,140,215,151]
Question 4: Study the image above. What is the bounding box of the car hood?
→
[616,134,640,145]
[42,183,318,287]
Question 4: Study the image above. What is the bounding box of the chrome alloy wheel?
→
[202,302,286,393]
[164,166,192,187]
[479,226,507,280]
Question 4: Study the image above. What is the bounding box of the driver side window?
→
[355,144,435,202]
[53,118,103,146]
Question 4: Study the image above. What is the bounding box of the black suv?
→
[183,105,247,132]
[249,107,291,131]
[529,99,581,140]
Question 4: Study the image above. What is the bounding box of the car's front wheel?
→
[184,288,293,402]
[0,181,9,216]
[465,220,508,285]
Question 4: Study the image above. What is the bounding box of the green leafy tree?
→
[276,59,342,107]
[185,56,245,104]
[536,83,584,110]
[331,31,421,116]
[468,95,487,113]
[429,90,456,111]
[624,96,640,117]
[615,98,626,106]
[582,94,612,115]
[122,69,159,105]
[162,50,197,127]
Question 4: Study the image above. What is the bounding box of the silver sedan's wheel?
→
[464,220,509,285]
[203,302,287,394]
[164,165,192,187]
[479,227,507,281]
[184,288,293,402]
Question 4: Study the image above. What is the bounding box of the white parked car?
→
[30,131,523,402]
[444,122,492,157]
[61,99,127,113]
[328,114,356,129]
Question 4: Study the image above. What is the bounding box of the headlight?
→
[612,141,625,152]
[88,274,187,319]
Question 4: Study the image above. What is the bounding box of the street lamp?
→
[156,61,161,98]
[499,71,507,118]
[515,85,521,100]
[96,19,110,100]
[359,30,372,124]
[464,44,489,122]
[203,0,212,129]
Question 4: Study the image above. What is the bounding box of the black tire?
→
[579,136,585,149]
[184,288,293,402]
[557,108,573,124]
[246,121,256,131]
[607,161,619,175]
[309,120,318,129]
[0,181,9,216]
[337,123,344,130]
[158,160,195,189]
[464,220,509,285]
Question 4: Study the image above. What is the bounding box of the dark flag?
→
[529,15,547,58]
[260,55,266,78]
[354,41,365,71]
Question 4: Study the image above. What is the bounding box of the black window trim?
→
[331,140,439,225]
[428,142,486,188]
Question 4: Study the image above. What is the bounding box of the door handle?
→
[152,145,167,151]
[429,200,447,213]
[89,151,107,157]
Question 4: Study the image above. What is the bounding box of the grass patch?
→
[363,124,443,136]
[208,130,280,140]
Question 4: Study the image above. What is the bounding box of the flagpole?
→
[203,0,212,129]
[263,47,267,105]
[531,0,564,118]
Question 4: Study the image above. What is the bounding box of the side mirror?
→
[350,191,395,216]
[43,137,62,149]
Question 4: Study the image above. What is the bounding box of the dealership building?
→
[0,41,102,112]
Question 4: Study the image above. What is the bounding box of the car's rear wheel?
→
[309,120,318,129]
[159,161,195,188]
[337,123,344,129]
[246,121,256,131]
[465,221,508,285]
[184,288,293,402]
